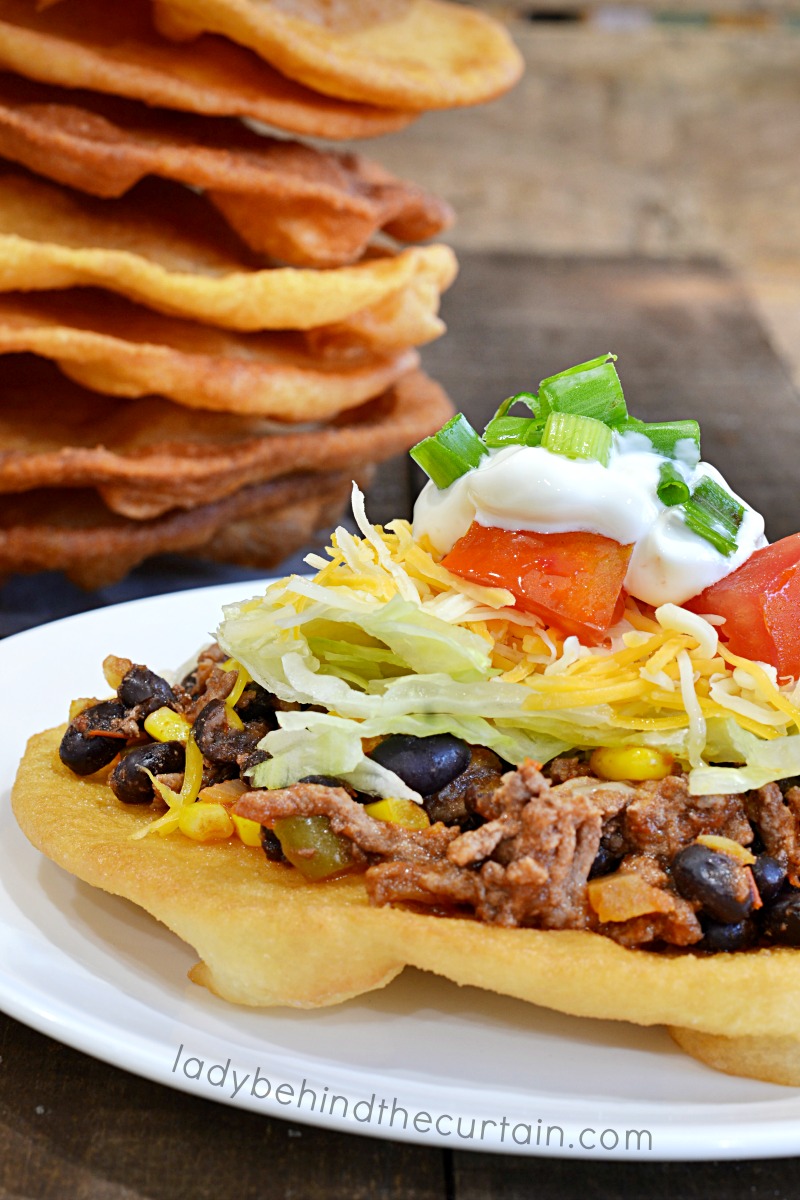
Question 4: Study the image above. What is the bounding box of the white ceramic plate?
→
[2,581,800,1161]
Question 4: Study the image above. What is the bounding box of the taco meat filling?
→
[58,646,800,956]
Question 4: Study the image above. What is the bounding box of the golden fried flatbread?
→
[12,725,800,1084]
[0,469,357,587]
[0,76,452,267]
[305,257,453,355]
[0,0,414,138]
[0,292,422,419]
[152,0,524,111]
[0,363,452,518]
[0,168,457,331]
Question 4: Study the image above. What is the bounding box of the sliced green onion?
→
[541,411,612,466]
[657,461,690,507]
[410,413,487,490]
[489,391,539,423]
[692,475,744,531]
[683,475,744,557]
[483,415,545,448]
[538,356,627,425]
[614,417,701,463]
[683,506,739,557]
[539,353,616,387]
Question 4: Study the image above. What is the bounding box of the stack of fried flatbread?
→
[0,0,522,586]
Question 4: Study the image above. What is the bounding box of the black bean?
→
[109,741,185,804]
[242,749,268,774]
[235,682,278,726]
[699,917,757,953]
[588,844,621,880]
[118,666,177,717]
[192,699,266,764]
[59,726,119,776]
[368,734,471,796]
[297,775,368,803]
[422,747,502,829]
[751,854,787,905]
[672,844,754,924]
[77,699,127,733]
[58,700,128,776]
[762,893,800,946]
[261,826,287,864]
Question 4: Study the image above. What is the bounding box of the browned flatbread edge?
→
[11,728,800,1083]
[668,1027,800,1087]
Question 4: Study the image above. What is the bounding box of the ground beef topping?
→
[747,783,800,884]
[622,774,752,862]
[58,643,800,955]
[368,762,631,930]
[235,783,459,863]
[233,756,799,952]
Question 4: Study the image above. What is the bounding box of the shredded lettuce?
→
[690,719,800,794]
[249,711,570,801]
[217,491,800,798]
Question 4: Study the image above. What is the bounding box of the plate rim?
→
[3,580,800,1161]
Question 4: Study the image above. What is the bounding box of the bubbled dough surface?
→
[12,727,800,1083]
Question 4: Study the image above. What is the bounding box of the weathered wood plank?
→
[422,253,800,538]
[451,1151,800,1199]
[0,1016,447,1200]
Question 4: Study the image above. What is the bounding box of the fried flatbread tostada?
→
[152,0,524,110]
[13,724,800,1086]
[17,353,800,1087]
[0,363,452,517]
[0,167,456,331]
[0,468,361,587]
[0,292,425,419]
[0,76,452,267]
[0,0,415,138]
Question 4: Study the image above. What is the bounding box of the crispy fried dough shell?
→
[0,366,452,518]
[0,293,423,420]
[0,469,357,587]
[152,0,524,110]
[0,77,452,267]
[0,169,456,331]
[0,0,415,138]
[13,728,800,1082]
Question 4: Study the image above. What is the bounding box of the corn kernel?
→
[231,813,263,847]
[364,798,430,830]
[590,745,674,782]
[178,802,234,842]
[144,706,192,744]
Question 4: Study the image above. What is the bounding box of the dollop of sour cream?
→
[412,431,766,607]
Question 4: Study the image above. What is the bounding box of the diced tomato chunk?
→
[685,533,800,677]
[441,523,633,644]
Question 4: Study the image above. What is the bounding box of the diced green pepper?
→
[273,815,355,880]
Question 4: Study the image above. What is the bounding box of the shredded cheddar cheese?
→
[297,517,800,752]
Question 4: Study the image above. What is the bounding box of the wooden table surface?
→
[2,253,800,1197]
